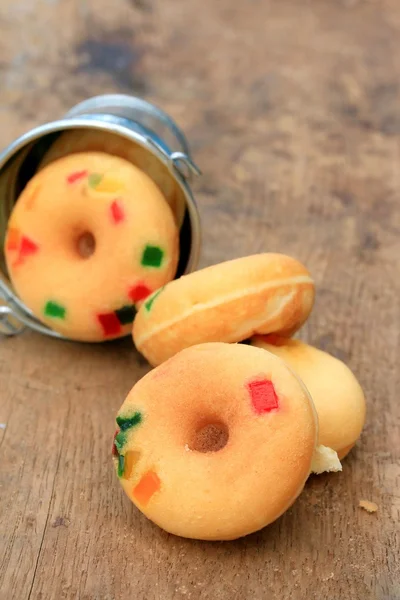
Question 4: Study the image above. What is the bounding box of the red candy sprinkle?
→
[128,283,152,303]
[247,379,279,414]
[67,170,88,184]
[112,430,119,456]
[110,199,125,224]
[19,236,38,258]
[97,312,122,336]
[12,235,39,266]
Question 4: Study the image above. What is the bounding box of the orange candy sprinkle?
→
[24,183,41,210]
[133,471,161,505]
[6,228,20,252]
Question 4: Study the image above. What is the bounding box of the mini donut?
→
[39,129,185,227]
[112,342,318,540]
[132,253,314,366]
[251,335,366,459]
[5,152,179,341]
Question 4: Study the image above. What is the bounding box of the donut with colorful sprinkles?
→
[112,342,318,540]
[4,152,179,341]
[132,253,315,366]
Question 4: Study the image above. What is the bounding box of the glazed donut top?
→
[5,152,179,341]
[113,342,318,540]
[133,253,315,366]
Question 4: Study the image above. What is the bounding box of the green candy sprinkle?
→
[141,245,164,268]
[144,287,164,312]
[114,430,127,453]
[117,454,125,478]
[116,411,142,431]
[88,173,103,189]
[114,411,143,478]
[44,300,66,320]
[115,305,136,325]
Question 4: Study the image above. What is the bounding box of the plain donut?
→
[133,253,315,366]
[251,335,366,459]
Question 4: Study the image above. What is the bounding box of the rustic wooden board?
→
[1,0,399,598]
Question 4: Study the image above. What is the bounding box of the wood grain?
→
[1,0,399,598]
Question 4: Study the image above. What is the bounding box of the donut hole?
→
[76,231,96,259]
[189,421,229,453]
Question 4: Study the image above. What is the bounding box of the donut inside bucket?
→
[0,119,201,339]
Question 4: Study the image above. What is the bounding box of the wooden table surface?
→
[1,1,399,598]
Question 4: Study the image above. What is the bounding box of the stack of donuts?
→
[117,253,365,540]
[4,152,366,542]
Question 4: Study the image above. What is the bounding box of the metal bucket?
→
[0,94,202,339]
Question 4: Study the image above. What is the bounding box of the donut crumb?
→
[359,500,378,513]
[311,445,342,474]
